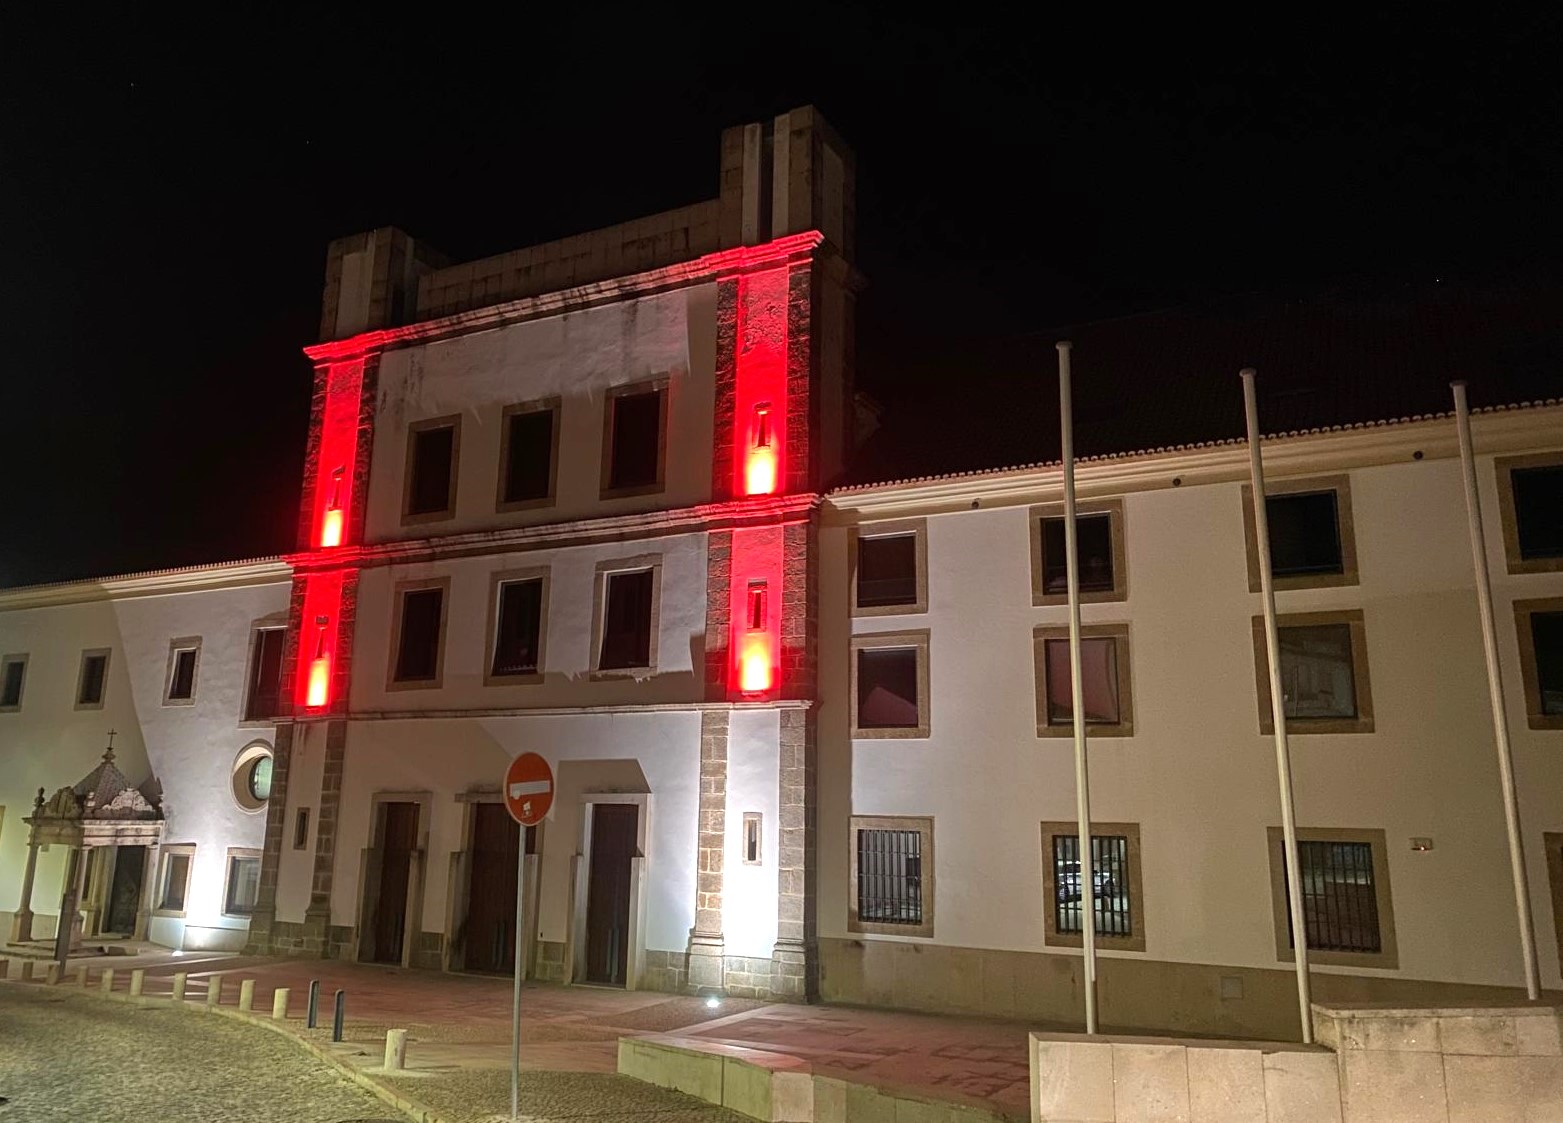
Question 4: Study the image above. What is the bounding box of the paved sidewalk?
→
[6,951,1044,1121]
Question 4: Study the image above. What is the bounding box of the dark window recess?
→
[226,856,261,915]
[857,828,922,925]
[1266,491,1343,577]
[395,588,445,682]
[2,661,24,708]
[78,654,107,705]
[492,579,544,676]
[168,648,198,700]
[1042,514,1114,594]
[293,808,311,850]
[244,629,286,721]
[1053,834,1132,937]
[1045,638,1121,725]
[160,854,190,911]
[503,409,554,504]
[1533,611,1563,716]
[1512,465,1563,560]
[856,647,919,728]
[1279,623,1356,720]
[608,390,663,490]
[857,535,918,607]
[408,425,456,515]
[1284,840,1381,954]
[599,570,654,670]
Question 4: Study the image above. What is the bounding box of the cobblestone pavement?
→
[0,987,394,1123]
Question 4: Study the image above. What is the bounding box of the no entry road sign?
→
[504,752,554,827]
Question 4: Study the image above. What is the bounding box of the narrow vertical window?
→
[499,402,558,508]
[492,578,545,677]
[604,384,666,494]
[404,417,460,520]
[748,582,767,631]
[743,812,763,865]
[394,586,446,684]
[165,640,201,705]
[293,808,311,850]
[76,650,110,708]
[244,628,286,721]
[0,655,24,710]
[599,569,655,670]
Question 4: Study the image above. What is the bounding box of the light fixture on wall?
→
[744,402,778,496]
[320,466,346,548]
[739,581,773,694]
[306,615,331,708]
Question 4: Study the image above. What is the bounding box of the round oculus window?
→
[247,756,273,802]
[231,742,274,812]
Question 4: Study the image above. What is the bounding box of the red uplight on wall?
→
[728,532,782,698]
[306,615,331,708]
[312,360,364,550]
[320,467,346,548]
[745,404,778,496]
[294,569,345,713]
[732,269,788,497]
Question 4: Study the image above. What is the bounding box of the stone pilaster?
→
[302,719,348,952]
[243,723,294,955]
[771,706,818,999]
[686,710,729,992]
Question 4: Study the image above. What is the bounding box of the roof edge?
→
[0,556,293,611]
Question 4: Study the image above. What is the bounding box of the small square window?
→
[598,569,655,671]
[1242,477,1358,591]
[857,648,918,729]
[1268,827,1398,968]
[603,383,667,495]
[1517,599,1563,730]
[499,401,559,510]
[1498,455,1563,574]
[1,655,27,711]
[491,576,545,678]
[848,815,934,938]
[224,851,262,916]
[1253,611,1374,734]
[1030,501,1127,605]
[404,416,460,521]
[165,641,200,704]
[76,649,110,709]
[857,536,916,607]
[392,585,447,685]
[1034,625,1135,737]
[1041,822,1144,952]
[243,627,286,722]
[157,847,194,914]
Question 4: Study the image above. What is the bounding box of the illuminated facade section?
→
[733,267,790,498]
[311,359,366,550]
[729,525,784,697]
[293,569,345,713]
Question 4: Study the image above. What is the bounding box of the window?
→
[243,627,286,722]
[1242,476,1358,591]
[223,849,263,916]
[850,631,931,738]
[0,654,27,712]
[848,816,934,938]
[1030,500,1127,605]
[498,399,560,510]
[851,520,927,615]
[1497,454,1563,574]
[1034,624,1135,737]
[593,559,660,674]
[601,381,667,495]
[293,807,311,850]
[391,582,448,686]
[1546,833,1563,975]
[231,742,274,812]
[76,649,110,709]
[487,571,548,682]
[742,812,763,865]
[1252,610,1375,734]
[164,639,201,704]
[403,415,460,521]
[1040,822,1145,952]
[156,846,195,914]
[1268,827,1397,968]
[1516,599,1563,730]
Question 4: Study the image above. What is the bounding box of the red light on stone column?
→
[320,467,345,548]
[306,615,331,708]
[744,404,778,496]
[740,639,773,694]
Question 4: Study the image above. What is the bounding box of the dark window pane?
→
[245,629,285,721]
[2,661,24,707]
[1533,611,1563,716]
[169,648,198,700]
[1286,840,1381,953]
[608,390,663,490]
[1279,623,1356,719]
[856,647,919,728]
[857,828,923,924]
[226,857,261,915]
[599,570,654,669]
[1513,466,1563,560]
[1053,834,1132,937]
[503,409,554,504]
[493,579,544,676]
[857,534,918,607]
[395,588,445,681]
[1042,514,1114,594]
[1044,637,1121,725]
[408,425,455,515]
[79,654,107,705]
[161,854,190,911]
[1267,491,1343,577]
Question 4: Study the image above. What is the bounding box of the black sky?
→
[3,8,1561,586]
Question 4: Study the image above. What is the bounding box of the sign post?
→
[503,752,554,1123]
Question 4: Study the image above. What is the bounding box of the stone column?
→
[9,836,40,943]
[685,710,729,992]
[244,723,294,955]
[133,845,156,940]
[770,707,817,999]
[303,719,348,955]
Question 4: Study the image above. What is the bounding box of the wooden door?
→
[465,803,519,973]
[585,803,637,986]
[373,802,419,964]
[106,846,144,934]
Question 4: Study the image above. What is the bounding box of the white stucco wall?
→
[820,426,1563,992]
[0,574,291,949]
[363,283,719,543]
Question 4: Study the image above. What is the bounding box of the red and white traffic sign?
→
[504,752,554,827]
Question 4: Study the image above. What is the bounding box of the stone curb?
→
[0,977,452,1123]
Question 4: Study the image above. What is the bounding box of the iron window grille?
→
[1283,839,1382,954]
[1052,834,1132,937]
[856,828,923,926]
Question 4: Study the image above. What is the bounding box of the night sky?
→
[4,9,1562,586]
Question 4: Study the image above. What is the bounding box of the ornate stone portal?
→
[9,739,164,951]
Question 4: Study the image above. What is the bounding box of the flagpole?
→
[1242,368,1314,1044]
[1058,341,1099,1035]
[1451,381,1541,999]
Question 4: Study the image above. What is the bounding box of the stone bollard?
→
[171,972,187,1003]
[21,961,36,982]
[99,968,115,995]
[129,969,145,998]
[207,977,224,1008]
[238,978,255,1013]
[272,987,290,1020]
[40,963,55,984]
[76,965,90,987]
[383,1028,408,1071]
[0,957,8,979]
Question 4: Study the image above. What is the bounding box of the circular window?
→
[231,741,274,812]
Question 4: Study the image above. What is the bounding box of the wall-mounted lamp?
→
[306,615,331,708]
[320,466,346,548]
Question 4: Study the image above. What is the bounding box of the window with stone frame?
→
[164,639,200,704]
[602,382,667,495]
[76,649,110,709]
[851,631,930,738]
[1241,476,1359,592]
[1040,822,1145,952]
[1497,453,1563,574]
[489,574,546,679]
[156,846,195,914]
[243,627,286,721]
[1268,827,1398,969]
[848,815,934,938]
[392,583,448,685]
[403,416,460,521]
[1,654,27,711]
[598,569,655,671]
[498,399,559,510]
[1516,598,1563,731]
[1034,624,1135,737]
[1030,500,1127,605]
[1252,610,1375,734]
[851,520,927,615]
[223,849,262,916]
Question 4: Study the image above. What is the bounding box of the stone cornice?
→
[304,231,827,365]
[0,558,292,612]
[825,401,1563,523]
[287,698,814,724]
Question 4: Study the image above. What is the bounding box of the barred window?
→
[1284,839,1382,954]
[849,817,933,937]
[1052,834,1132,938]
